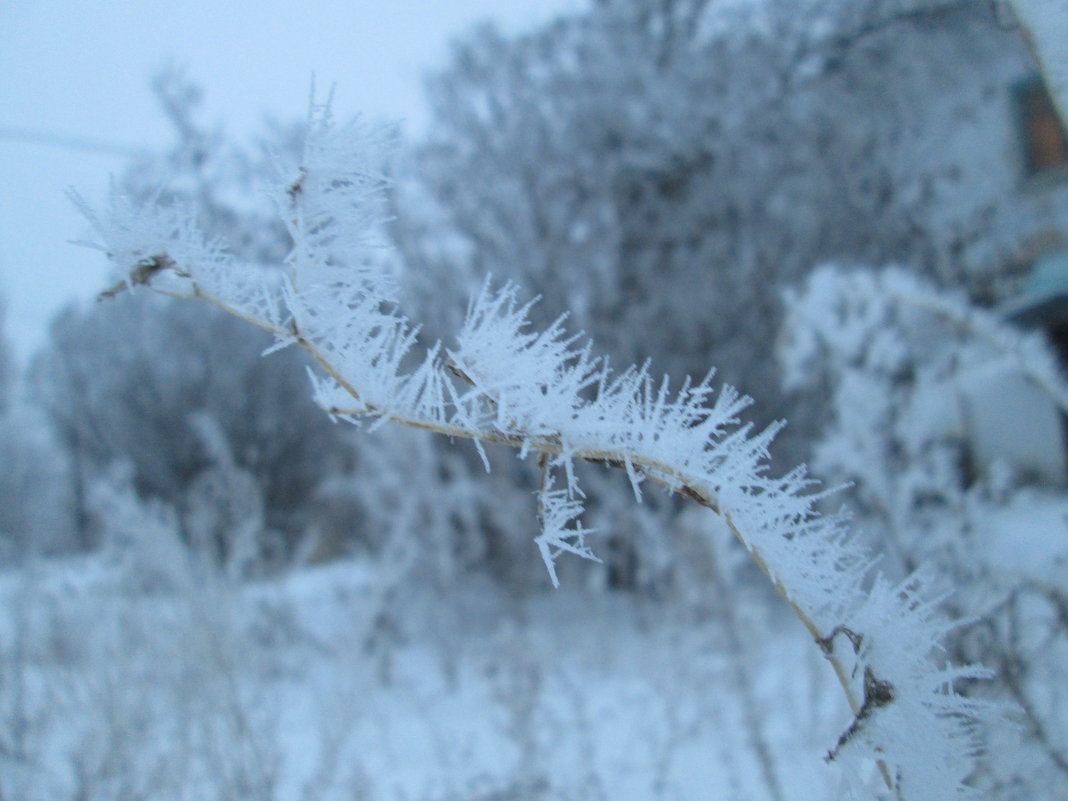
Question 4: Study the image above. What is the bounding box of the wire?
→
[0,125,143,158]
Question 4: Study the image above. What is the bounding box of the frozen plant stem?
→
[81,101,994,800]
[105,257,885,797]
[136,271,870,698]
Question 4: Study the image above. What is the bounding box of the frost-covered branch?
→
[80,97,997,800]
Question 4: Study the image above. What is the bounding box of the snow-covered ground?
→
[6,481,1068,800]
[0,541,856,801]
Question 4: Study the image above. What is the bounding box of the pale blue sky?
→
[0,0,581,362]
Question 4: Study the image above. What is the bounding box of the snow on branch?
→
[82,95,998,800]
[783,264,1068,426]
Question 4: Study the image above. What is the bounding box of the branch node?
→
[817,624,864,656]
[826,666,896,763]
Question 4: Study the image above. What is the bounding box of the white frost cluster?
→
[83,99,998,800]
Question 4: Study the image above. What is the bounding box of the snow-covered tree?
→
[399,0,1049,464]
[31,293,356,565]
[0,300,75,560]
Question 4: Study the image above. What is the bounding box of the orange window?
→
[1017,76,1068,177]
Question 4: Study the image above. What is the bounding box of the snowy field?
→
[3,487,1068,800]
[1,539,851,801]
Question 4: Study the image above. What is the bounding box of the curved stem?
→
[133,274,878,762]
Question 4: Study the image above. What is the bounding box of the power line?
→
[0,125,143,158]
